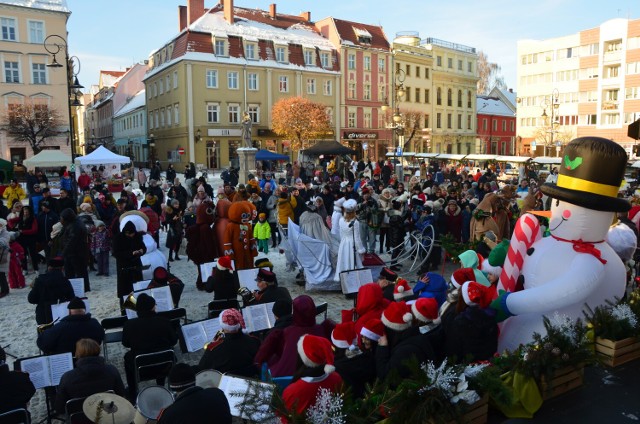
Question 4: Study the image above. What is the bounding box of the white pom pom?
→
[432,317,441,326]
[398,286,405,293]
[324,364,336,374]
[403,312,413,323]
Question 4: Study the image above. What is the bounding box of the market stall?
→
[22,150,72,195]
[74,146,132,192]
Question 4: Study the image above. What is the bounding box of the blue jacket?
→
[413,272,448,307]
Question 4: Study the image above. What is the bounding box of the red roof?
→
[330,18,390,51]
[99,70,126,77]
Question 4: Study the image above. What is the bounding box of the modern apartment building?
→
[0,0,71,163]
[517,18,640,157]
[144,0,340,170]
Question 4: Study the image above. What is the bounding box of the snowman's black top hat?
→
[541,136,630,212]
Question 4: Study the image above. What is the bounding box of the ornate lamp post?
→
[540,88,560,157]
[382,66,406,180]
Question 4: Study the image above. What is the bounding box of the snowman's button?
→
[527,247,535,256]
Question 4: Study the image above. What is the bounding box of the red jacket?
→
[282,372,343,419]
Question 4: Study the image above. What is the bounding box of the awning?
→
[494,155,532,163]
[532,157,562,165]
[465,154,497,161]
[436,154,467,160]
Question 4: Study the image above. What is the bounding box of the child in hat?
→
[92,220,110,277]
[253,212,271,254]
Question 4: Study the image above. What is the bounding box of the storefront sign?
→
[343,132,378,140]
[207,128,242,137]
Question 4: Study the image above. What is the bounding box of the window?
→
[227,71,239,89]
[320,52,330,68]
[149,112,154,129]
[363,83,371,100]
[205,70,218,88]
[247,73,258,91]
[4,61,19,83]
[158,79,164,95]
[457,114,462,129]
[159,109,165,127]
[626,87,640,100]
[425,68,430,79]
[166,106,172,126]
[580,42,599,56]
[348,82,356,99]
[483,119,488,131]
[153,83,157,97]
[326,107,333,124]
[323,79,332,96]
[378,58,385,72]
[467,115,472,130]
[364,112,371,128]
[436,87,442,105]
[165,75,170,92]
[415,88,420,103]
[364,56,371,71]
[348,111,356,128]
[468,61,472,73]
[173,71,178,89]
[457,90,462,107]
[436,113,442,129]
[467,91,472,108]
[28,21,44,43]
[458,59,463,71]
[425,89,430,104]
[276,46,286,63]
[348,54,356,70]
[304,49,314,65]
[447,113,452,128]
[502,120,506,131]
[307,78,316,94]
[416,67,420,78]
[32,63,46,84]
[602,113,620,125]
[581,114,597,125]
[405,64,411,76]
[248,105,260,123]
[279,76,288,92]
[447,89,452,107]
[228,104,240,123]
[174,104,179,124]
[215,40,226,56]
[436,56,442,66]
[207,103,219,123]
[581,67,599,78]
[404,86,410,102]
[492,119,497,131]
[245,43,256,60]
[154,111,159,128]
[424,114,430,129]
[1,18,16,41]
[447,58,453,68]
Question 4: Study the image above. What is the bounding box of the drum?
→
[134,385,174,424]
[195,369,223,389]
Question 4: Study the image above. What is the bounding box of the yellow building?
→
[0,0,72,163]
[144,0,340,170]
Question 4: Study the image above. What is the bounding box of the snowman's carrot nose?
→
[528,210,552,219]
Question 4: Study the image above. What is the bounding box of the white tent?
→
[23,150,72,168]
[74,145,131,166]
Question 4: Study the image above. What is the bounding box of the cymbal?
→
[82,392,135,424]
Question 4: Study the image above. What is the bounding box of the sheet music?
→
[51,299,91,322]
[48,352,73,386]
[340,268,372,294]
[242,302,275,333]
[125,286,173,319]
[237,268,260,292]
[219,375,274,419]
[133,280,151,291]
[181,323,208,353]
[21,356,49,389]
[199,262,217,280]
[68,278,84,298]
[202,318,222,340]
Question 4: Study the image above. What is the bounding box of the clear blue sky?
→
[67,0,638,91]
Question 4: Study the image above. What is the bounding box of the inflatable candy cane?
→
[497,213,542,294]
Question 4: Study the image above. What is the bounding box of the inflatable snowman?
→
[494,137,631,352]
[120,211,168,280]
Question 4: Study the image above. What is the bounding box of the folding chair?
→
[157,307,188,325]
[207,299,240,319]
[134,349,176,393]
[315,302,328,320]
[0,408,30,424]
[65,390,115,424]
[100,316,128,362]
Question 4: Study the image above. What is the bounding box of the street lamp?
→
[382,66,406,179]
[44,34,83,163]
[540,88,560,156]
[148,133,156,165]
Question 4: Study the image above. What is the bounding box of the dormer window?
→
[353,27,372,44]
[304,49,314,66]
[320,52,330,68]
[215,39,226,56]
[276,46,287,63]
[245,42,257,60]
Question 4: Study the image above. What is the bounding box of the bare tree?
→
[477,51,506,95]
[3,102,63,154]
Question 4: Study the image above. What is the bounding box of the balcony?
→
[603,49,622,63]
[602,100,619,111]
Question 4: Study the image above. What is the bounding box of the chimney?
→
[269,3,276,18]
[509,88,513,93]
[187,0,205,26]
[224,0,234,24]
[299,11,310,22]
[178,6,187,31]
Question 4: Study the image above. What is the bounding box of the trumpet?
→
[37,318,59,334]
[203,330,225,350]
[121,293,137,313]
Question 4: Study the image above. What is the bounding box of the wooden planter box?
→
[538,365,584,401]
[427,395,488,424]
[595,336,640,367]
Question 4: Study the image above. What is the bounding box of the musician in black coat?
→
[113,220,146,300]
[37,298,104,355]
[246,269,290,306]
[27,257,75,325]
[158,363,231,424]
[0,347,36,415]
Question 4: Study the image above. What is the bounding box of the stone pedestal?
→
[237,147,258,184]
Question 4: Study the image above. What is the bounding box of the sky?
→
[66,0,639,92]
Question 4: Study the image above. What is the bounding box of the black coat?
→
[376,329,436,381]
[54,356,126,412]
[112,232,146,297]
[27,270,75,325]
[122,313,177,355]
[62,219,89,262]
[205,269,239,301]
[335,350,376,398]
[443,307,498,363]
[0,365,36,414]
[198,332,261,377]
[37,313,105,355]
[157,386,231,424]
[255,285,291,305]
[387,210,407,248]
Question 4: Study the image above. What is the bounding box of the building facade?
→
[144,0,340,170]
[0,0,71,163]
[111,63,147,163]
[517,18,640,157]
[476,95,516,155]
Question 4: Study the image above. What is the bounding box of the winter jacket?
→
[387,209,407,248]
[198,331,261,377]
[266,194,278,224]
[37,313,105,355]
[277,196,296,226]
[27,269,75,324]
[37,210,59,243]
[2,185,26,207]
[412,272,448,307]
[442,306,498,363]
[253,221,271,240]
[376,329,436,381]
[443,203,463,241]
[282,372,343,418]
[205,268,240,301]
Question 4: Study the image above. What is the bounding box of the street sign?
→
[177,147,185,155]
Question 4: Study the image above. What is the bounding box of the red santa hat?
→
[219,308,245,332]
[451,268,475,289]
[381,301,413,331]
[360,318,385,342]
[411,297,441,325]
[297,334,335,373]
[217,256,234,272]
[461,281,492,308]
[393,278,413,300]
[331,321,357,349]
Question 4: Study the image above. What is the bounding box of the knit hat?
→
[461,281,492,308]
[297,334,335,373]
[361,187,370,195]
[343,199,357,212]
[360,318,385,342]
[217,256,234,272]
[393,278,413,300]
[67,297,86,310]
[381,301,413,331]
[94,220,105,228]
[48,256,65,268]
[481,240,509,277]
[258,212,266,219]
[136,293,156,313]
[153,266,168,284]
[451,268,475,289]
[168,363,196,391]
[219,308,245,332]
[272,299,292,318]
[411,297,440,324]
[379,267,398,282]
[256,268,276,283]
[79,203,92,212]
[331,321,357,349]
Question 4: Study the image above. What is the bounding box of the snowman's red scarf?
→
[550,235,607,265]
